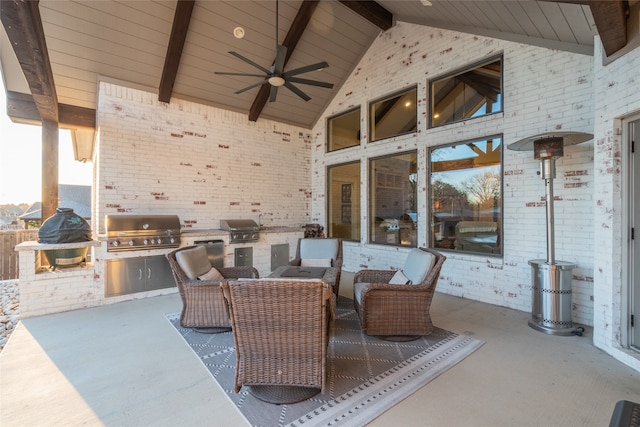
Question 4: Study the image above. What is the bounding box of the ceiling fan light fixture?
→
[268,76,286,87]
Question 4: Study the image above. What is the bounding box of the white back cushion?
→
[402,249,436,285]
[300,239,339,264]
[176,246,212,280]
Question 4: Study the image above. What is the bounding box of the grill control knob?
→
[112,240,120,247]
[156,237,162,244]
[143,239,149,245]
[169,237,176,244]
[127,240,134,246]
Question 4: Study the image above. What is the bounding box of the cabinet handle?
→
[147,267,152,280]
[138,268,143,281]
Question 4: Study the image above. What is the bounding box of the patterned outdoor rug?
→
[166,296,483,427]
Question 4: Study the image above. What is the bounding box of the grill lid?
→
[220,219,259,231]
[106,214,181,235]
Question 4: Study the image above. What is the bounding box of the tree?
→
[460,170,501,208]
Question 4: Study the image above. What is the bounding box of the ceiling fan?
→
[214,0,334,102]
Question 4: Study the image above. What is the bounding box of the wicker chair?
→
[221,278,335,404]
[353,247,446,340]
[166,246,258,332]
[288,237,343,295]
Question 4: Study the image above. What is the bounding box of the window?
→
[369,87,417,142]
[327,162,361,241]
[429,136,502,255]
[430,56,502,128]
[327,108,361,152]
[369,151,417,246]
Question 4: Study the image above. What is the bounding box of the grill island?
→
[508,132,592,336]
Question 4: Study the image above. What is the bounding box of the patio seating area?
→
[1,272,638,426]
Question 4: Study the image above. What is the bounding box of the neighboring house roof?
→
[19,185,91,221]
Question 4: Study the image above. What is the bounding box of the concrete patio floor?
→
[1,272,639,426]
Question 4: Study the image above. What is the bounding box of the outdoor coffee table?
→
[269,265,339,295]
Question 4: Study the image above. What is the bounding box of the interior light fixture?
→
[268,76,285,87]
[420,0,433,6]
[405,101,412,108]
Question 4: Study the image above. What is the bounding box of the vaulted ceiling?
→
[0,0,631,131]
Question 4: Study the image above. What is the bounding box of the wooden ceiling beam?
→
[249,0,319,122]
[589,1,629,56]
[543,0,629,56]
[158,0,195,103]
[6,91,95,129]
[338,1,393,31]
[1,0,58,122]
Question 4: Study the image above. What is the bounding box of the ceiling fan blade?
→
[287,77,334,89]
[269,85,279,102]
[228,51,271,74]
[283,61,329,78]
[284,81,311,102]
[214,72,268,78]
[235,79,269,94]
[273,44,287,75]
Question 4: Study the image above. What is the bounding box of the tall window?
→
[327,108,361,152]
[429,136,502,255]
[327,162,361,241]
[369,87,417,142]
[369,151,417,246]
[430,56,503,128]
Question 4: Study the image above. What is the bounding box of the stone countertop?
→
[15,240,102,251]
[180,226,302,236]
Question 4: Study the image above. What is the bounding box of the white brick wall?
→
[312,22,595,325]
[591,38,640,371]
[95,83,313,234]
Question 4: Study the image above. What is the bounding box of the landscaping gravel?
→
[0,280,19,352]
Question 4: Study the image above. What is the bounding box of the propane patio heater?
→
[508,131,592,336]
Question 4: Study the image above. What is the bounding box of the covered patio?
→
[2,2,640,423]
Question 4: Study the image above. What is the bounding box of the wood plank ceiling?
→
[0,0,631,132]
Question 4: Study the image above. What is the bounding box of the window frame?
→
[368,150,418,247]
[326,107,362,153]
[428,54,503,129]
[368,86,418,143]
[428,135,503,256]
[326,161,361,242]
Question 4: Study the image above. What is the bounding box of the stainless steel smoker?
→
[508,132,592,336]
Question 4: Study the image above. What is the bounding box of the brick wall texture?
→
[311,22,595,324]
[95,83,313,234]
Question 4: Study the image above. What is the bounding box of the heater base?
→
[528,319,581,336]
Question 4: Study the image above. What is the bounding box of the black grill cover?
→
[38,208,92,243]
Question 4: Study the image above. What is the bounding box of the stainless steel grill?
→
[220,219,259,243]
[105,214,181,251]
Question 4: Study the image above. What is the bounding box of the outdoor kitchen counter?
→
[180,226,302,237]
[15,240,102,251]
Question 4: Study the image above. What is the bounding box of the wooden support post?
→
[41,120,59,222]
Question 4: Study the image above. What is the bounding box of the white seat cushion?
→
[299,239,339,265]
[389,270,412,285]
[301,258,332,267]
[353,282,369,305]
[176,246,212,280]
[402,249,436,285]
[198,266,224,281]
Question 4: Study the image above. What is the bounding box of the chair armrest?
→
[354,269,395,284]
[288,258,302,266]
[182,279,223,288]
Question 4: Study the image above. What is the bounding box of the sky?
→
[0,73,93,205]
